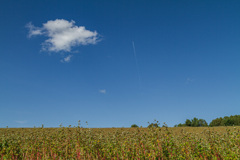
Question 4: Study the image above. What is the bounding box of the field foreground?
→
[0,126,240,159]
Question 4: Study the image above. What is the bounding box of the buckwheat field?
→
[1,125,239,159]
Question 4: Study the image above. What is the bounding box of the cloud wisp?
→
[185,78,194,84]
[16,120,27,124]
[61,55,73,63]
[26,19,99,52]
[99,89,106,94]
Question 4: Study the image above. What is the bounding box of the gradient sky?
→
[0,0,240,128]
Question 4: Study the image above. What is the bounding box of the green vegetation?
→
[210,115,240,126]
[147,123,159,128]
[1,116,240,159]
[131,124,139,128]
[147,120,160,128]
[175,115,240,127]
[1,126,240,159]
[175,117,208,127]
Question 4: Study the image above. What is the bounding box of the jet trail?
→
[132,41,141,89]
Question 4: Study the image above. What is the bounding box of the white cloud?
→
[61,55,73,63]
[27,19,99,52]
[26,23,43,37]
[186,78,194,84]
[99,89,106,94]
[16,120,27,124]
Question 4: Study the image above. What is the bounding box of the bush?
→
[131,124,139,128]
[148,120,160,128]
[148,123,159,128]
[176,117,208,127]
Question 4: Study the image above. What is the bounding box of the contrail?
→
[132,41,141,89]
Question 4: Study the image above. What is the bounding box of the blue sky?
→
[0,0,240,128]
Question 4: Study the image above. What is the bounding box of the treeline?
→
[209,115,240,126]
[175,117,208,127]
[174,115,240,127]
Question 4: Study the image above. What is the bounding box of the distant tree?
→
[148,123,159,128]
[175,117,208,127]
[210,115,240,127]
[232,115,240,125]
[223,117,233,126]
[131,124,139,128]
[191,117,199,127]
[185,119,192,126]
[209,117,223,126]
[176,115,240,127]
[198,119,208,127]
[176,123,186,127]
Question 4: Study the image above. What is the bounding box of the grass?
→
[0,126,240,159]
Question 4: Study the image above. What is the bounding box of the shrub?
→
[131,124,139,128]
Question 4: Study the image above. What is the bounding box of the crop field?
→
[0,126,240,159]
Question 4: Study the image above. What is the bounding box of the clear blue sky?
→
[0,0,240,128]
